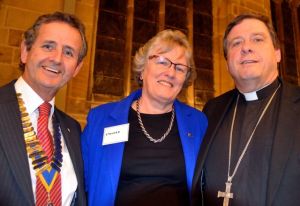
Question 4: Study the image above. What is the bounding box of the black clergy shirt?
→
[203,79,281,206]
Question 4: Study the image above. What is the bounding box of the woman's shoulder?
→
[175,99,202,112]
[90,101,119,113]
[88,90,141,116]
[174,100,207,120]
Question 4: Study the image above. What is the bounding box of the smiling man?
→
[0,12,87,206]
[192,13,300,206]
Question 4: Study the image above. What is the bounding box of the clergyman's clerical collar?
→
[239,78,281,102]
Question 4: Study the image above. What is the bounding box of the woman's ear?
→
[140,72,143,80]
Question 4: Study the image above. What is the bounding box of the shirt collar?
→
[239,78,281,102]
[241,91,258,101]
[14,76,55,115]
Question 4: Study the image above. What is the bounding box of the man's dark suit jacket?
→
[0,81,86,206]
[192,80,300,206]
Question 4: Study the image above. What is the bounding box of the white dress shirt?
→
[15,77,78,206]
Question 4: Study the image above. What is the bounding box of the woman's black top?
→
[115,107,189,206]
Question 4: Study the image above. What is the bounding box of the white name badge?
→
[102,123,129,145]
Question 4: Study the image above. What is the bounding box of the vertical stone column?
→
[290,0,300,85]
[186,0,195,106]
[124,0,134,97]
[158,0,165,31]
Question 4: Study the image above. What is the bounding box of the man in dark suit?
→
[0,12,87,205]
[192,13,300,206]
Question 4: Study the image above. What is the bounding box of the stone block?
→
[94,50,124,78]
[82,25,93,51]
[194,89,214,105]
[6,8,39,30]
[65,96,90,116]
[99,0,126,14]
[244,0,266,13]
[96,35,125,53]
[282,3,293,39]
[93,75,123,96]
[194,0,212,15]
[194,34,212,59]
[8,29,23,47]
[177,88,188,103]
[132,42,143,56]
[98,11,126,40]
[134,0,159,21]
[284,42,296,59]
[3,0,63,13]
[130,77,140,92]
[133,19,157,44]
[68,71,89,98]
[194,69,214,91]
[193,13,212,35]
[283,75,298,85]
[165,4,187,29]
[0,5,6,26]
[77,0,96,6]
[0,64,21,86]
[0,46,13,63]
[285,57,297,76]
[13,48,20,64]
[196,57,213,71]
[0,28,8,45]
[75,2,94,23]
[167,0,186,7]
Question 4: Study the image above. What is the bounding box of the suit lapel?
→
[200,91,237,173]
[267,83,300,205]
[192,90,237,194]
[175,101,195,193]
[0,82,34,205]
[54,110,82,186]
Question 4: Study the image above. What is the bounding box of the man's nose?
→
[241,41,253,55]
[49,49,63,63]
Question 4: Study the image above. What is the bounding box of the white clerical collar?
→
[240,83,272,101]
[241,91,258,101]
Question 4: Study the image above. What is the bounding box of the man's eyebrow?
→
[42,40,56,44]
[251,32,266,37]
[228,32,266,42]
[63,45,75,51]
[228,36,243,45]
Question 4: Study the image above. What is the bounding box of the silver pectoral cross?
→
[217,181,233,206]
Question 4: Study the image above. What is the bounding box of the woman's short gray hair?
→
[133,29,196,87]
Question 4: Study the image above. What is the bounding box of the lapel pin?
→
[67,128,71,133]
[187,132,192,137]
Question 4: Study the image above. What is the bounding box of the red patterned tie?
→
[36,102,62,206]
